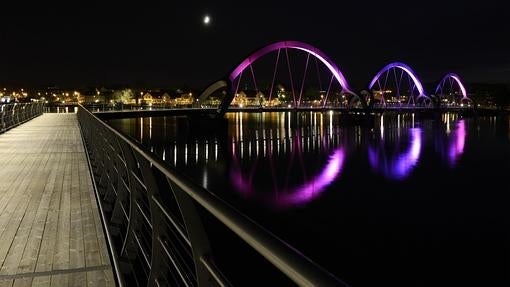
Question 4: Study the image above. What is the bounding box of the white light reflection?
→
[203,170,208,189]
[174,145,177,166]
[205,141,209,162]
[287,112,291,131]
[380,115,384,140]
[140,117,143,141]
[329,110,333,137]
[397,114,401,138]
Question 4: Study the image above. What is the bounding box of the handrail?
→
[77,104,348,286]
[0,102,44,133]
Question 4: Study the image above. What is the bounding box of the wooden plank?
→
[51,152,71,271]
[69,153,85,270]
[16,153,61,275]
[0,154,48,268]
[0,153,51,275]
[49,273,68,287]
[28,276,49,287]
[86,270,110,287]
[11,278,31,287]
[67,272,86,287]
[0,114,113,285]
[0,153,35,236]
[0,279,13,287]
[34,152,66,273]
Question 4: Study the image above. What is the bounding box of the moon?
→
[203,15,211,25]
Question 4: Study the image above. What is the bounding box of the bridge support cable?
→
[249,64,259,92]
[298,53,311,106]
[314,57,323,92]
[285,48,297,107]
[268,48,281,103]
[323,75,335,109]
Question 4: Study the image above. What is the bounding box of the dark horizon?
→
[1,1,508,90]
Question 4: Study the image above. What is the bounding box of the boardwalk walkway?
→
[0,114,114,287]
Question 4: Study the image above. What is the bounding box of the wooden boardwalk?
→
[0,114,115,287]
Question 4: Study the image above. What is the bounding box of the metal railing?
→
[0,102,44,133]
[77,104,348,287]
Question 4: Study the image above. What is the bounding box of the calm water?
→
[108,112,510,286]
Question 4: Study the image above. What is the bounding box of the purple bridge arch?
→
[368,62,430,107]
[199,40,357,117]
[435,73,471,107]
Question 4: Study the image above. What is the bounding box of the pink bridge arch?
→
[212,40,356,116]
[229,41,352,91]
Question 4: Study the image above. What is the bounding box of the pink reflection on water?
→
[229,148,345,208]
[278,148,345,206]
[368,128,422,180]
[448,120,466,166]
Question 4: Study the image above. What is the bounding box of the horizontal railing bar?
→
[157,236,193,287]
[119,202,129,221]
[130,170,147,191]
[152,196,191,247]
[136,202,153,229]
[133,233,152,269]
[200,255,230,287]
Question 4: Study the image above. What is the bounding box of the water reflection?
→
[448,120,466,166]
[368,128,422,180]
[228,112,347,208]
[108,112,474,209]
[367,113,422,180]
[278,148,344,206]
[229,129,346,207]
[434,114,467,167]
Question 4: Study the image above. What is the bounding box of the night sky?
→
[1,1,508,90]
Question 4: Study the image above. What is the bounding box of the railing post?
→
[134,154,167,285]
[167,180,224,286]
[116,139,144,266]
[0,105,4,132]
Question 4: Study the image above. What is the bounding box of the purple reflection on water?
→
[448,120,466,165]
[368,128,422,180]
[278,148,345,207]
[229,148,345,208]
[230,169,252,195]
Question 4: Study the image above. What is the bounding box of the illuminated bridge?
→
[197,40,472,118]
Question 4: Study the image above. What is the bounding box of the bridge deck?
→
[0,114,114,287]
